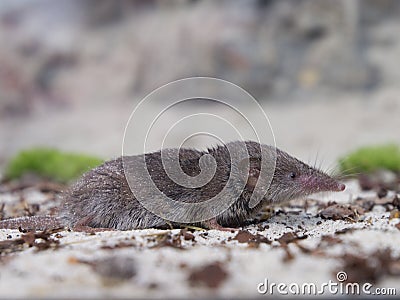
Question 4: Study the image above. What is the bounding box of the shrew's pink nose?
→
[337,183,346,191]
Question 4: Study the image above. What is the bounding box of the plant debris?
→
[100,241,135,250]
[0,228,62,255]
[275,231,307,245]
[180,229,195,241]
[231,230,271,247]
[334,227,355,235]
[354,197,375,211]
[393,195,400,209]
[319,203,363,221]
[148,231,187,249]
[188,262,229,289]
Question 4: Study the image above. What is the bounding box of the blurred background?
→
[0,0,399,171]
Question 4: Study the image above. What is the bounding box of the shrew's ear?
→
[238,157,261,191]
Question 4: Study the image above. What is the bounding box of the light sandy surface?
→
[0,180,399,299]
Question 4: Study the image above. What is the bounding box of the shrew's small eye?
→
[289,172,296,179]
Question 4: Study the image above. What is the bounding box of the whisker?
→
[321,160,341,177]
[307,152,312,167]
[318,155,326,172]
[334,172,362,180]
[338,166,361,176]
[314,150,320,170]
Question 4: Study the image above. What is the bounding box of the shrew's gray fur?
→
[59,141,345,230]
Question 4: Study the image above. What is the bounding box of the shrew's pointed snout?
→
[323,177,346,192]
[300,173,346,193]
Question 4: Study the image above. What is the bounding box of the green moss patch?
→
[339,144,400,175]
[4,148,103,183]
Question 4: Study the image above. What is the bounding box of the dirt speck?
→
[188,262,228,289]
[276,231,307,245]
[180,229,195,241]
[232,230,271,247]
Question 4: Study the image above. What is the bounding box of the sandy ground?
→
[0,179,399,299]
[1,85,399,299]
